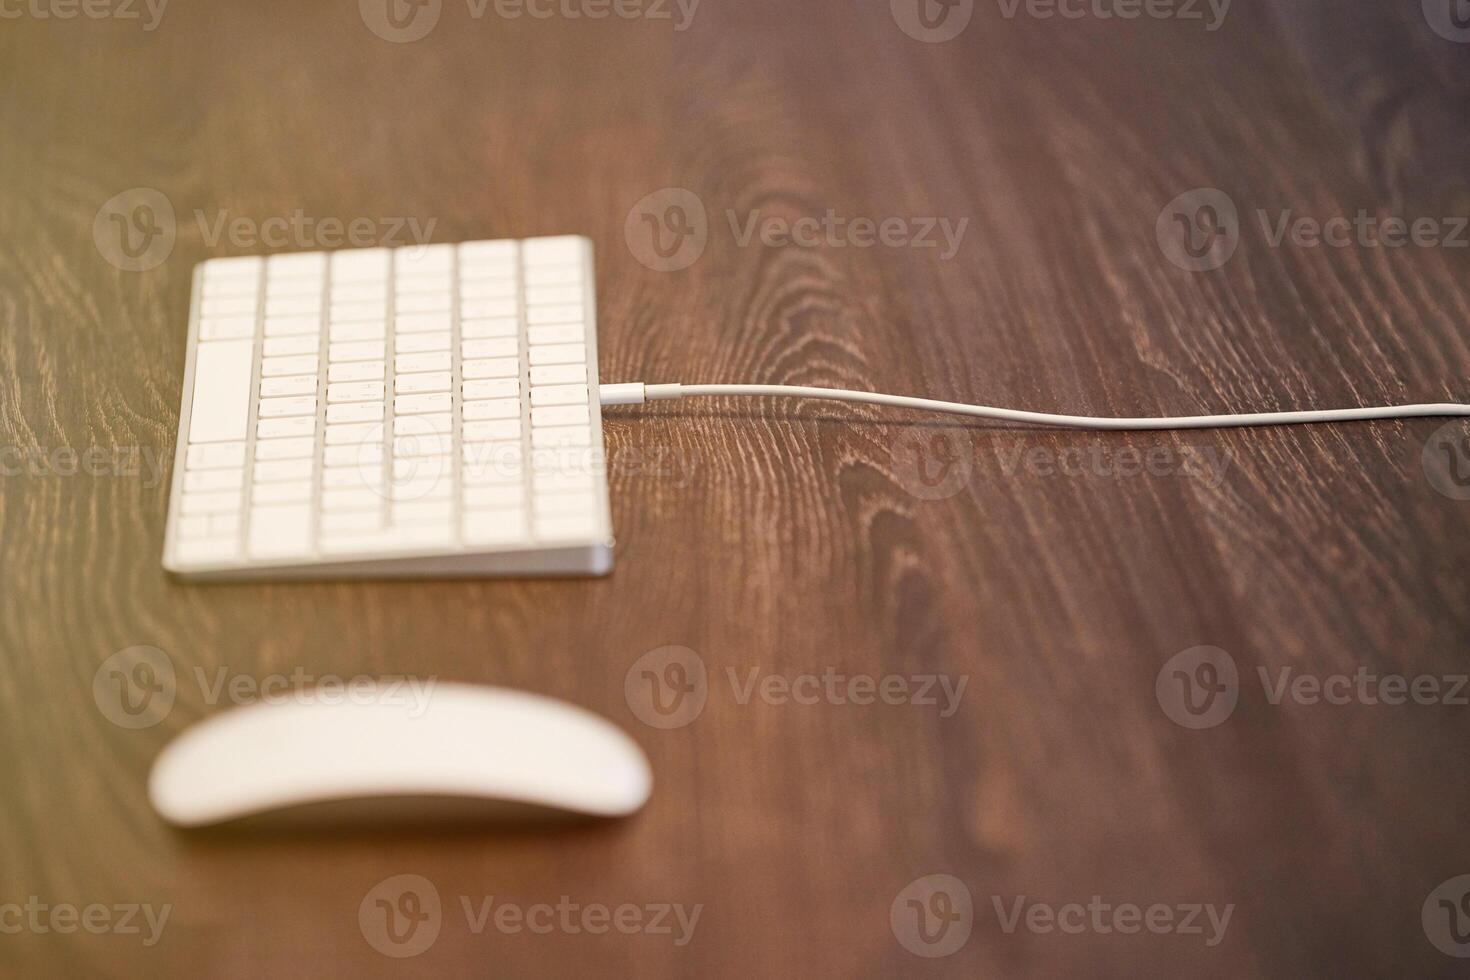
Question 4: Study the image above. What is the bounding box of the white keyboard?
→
[163,236,613,579]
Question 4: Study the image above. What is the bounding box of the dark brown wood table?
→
[3,1,1469,976]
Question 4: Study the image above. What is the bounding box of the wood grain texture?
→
[2,1,1469,976]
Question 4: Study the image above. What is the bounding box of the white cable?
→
[599,382,1470,431]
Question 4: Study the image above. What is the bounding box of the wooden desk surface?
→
[3,1,1469,976]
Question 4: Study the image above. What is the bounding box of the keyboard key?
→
[535,515,600,541]
[253,481,312,504]
[248,504,312,558]
[525,284,584,306]
[254,437,315,460]
[175,538,241,563]
[528,343,585,366]
[395,351,451,373]
[201,295,258,317]
[265,294,322,317]
[184,469,244,492]
[330,340,386,362]
[460,279,518,299]
[331,301,388,323]
[267,252,326,279]
[463,358,519,379]
[531,404,590,427]
[463,484,524,509]
[529,384,588,407]
[181,491,243,516]
[188,339,254,443]
[460,298,517,319]
[527,323,583,346]
[202,255,263,282]
[328,381,386,403]
[257,396,317,419]
[395,331,451,354]
[324,422,382,445]
[395,292,451,313]
[462,338,518,359]
[261,354,319,377]
[395,392,452,415]
[327,402,385,424]
[322,488,384,511]
[463,509,528,545]
[522,236,585,266]
[530,364,586,385]
[330,281,387,303]
[200,317,256,341]
[264,316,321,337]
[532,425,591,448]
[176,515,211,539]
[329,321,386,342]
[463,419,522,442]
[462,379,519,400]
[394,372,451,395]
[260,375,319,397]
[187,441,247,470]
[394,413,451,435]
[325,443,383,466]
[323,466,383,489]
[328,360,385,382]
[461,317,519,338]
[253,459,313,483]
[535,490,598,515]
[526,305,584,326]
[331,247,390,281]
[395,312,452,334]
[257,416,317,439]
[320,510,382,533]
[462,399,520,420]
[458,240,517,262]
[392,500,452,523]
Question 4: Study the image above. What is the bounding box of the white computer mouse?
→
[148,683,652,828]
